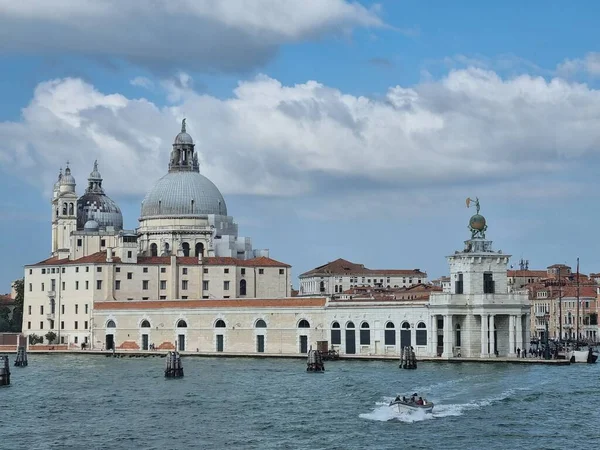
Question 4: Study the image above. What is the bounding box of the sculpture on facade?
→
[466,197,487,239]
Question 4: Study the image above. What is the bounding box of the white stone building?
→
[22,121,289,347]
[299,258,427,296]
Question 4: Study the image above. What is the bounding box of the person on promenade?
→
[517,348,521,358]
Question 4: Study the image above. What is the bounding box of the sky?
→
[1,0,600,291]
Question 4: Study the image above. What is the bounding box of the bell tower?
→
[51,163,78,256]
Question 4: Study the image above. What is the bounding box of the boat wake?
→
[359,388,526,423]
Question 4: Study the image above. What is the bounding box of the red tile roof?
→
[300,258,426,277]
[94,298,326,310]
[507,270,548,278]
[31,252,290,268]
[0,294,14,305]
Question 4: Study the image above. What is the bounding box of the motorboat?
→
[565,346,599,364]
[389,394,434,414]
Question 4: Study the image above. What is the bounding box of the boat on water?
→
[565,346,598,364]
[389,394,434,414]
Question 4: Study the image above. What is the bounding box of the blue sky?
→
[1,0,600,291]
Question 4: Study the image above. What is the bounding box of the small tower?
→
[51,163,77,256]
[168,118,199,173]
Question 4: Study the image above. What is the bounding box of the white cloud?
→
[2,69,600,204]
[0,0,383,72]
[557,52,600,78]
[130,77,154,89]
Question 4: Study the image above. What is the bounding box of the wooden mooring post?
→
[164,351,184,378]
[15,345,28,367]
[399,346,417,370]
[0,355,10,386]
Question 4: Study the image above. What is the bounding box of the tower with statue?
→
[427,198,530,359]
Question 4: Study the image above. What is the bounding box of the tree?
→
[9,279,24,332]
[28,333,43,345]
[45,331,57,344]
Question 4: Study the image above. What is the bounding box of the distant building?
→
[298,258,427,296]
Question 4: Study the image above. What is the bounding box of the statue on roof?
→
[466,196,487,239]
[181,118,186,133]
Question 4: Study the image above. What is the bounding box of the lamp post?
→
[544,313,551,360]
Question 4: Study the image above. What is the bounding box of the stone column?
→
[442,314,453,358]
[489,314,496,356]
[480,314,488,357]
[516,314,523,353]
[430,314,437,356]
[508,315,515,357]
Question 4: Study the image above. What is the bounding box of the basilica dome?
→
[140,171,227,218]
[77,161,123,231]
[140,119,227,219]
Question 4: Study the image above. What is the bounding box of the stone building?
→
[299,258,427,296]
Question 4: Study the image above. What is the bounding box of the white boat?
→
[389,395,434,414]
[565,347,598,364]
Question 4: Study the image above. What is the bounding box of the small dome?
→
[174,131,193,145]
[84,220,99,231]
[61,167,76,185]
[469,214,486,231]
[141,171,227,218]
[89,160,102,180]
[77,193,123,231]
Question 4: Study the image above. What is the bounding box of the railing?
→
[46,313,55,320]
[47,291,56,298]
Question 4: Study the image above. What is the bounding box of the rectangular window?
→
[127,272,133,279]
[61,305,64,314]
[384,329,396,346]
[51,268,55,274]
[182,268,188,275]
[115,280,121,290]
[50,320,54,329]
[455,273,464,294]
[360,328,370,345]
[75,281,79,290]
[203,280,209,291]
[62,281,65,290]
[116,267,121,273]
[42,268,46,274]
[416,329,427,346]
[77,239,82,247]
[203,268,208,274]
[29,269,32,275]
[202,295,209,299]
[41,282,45,291]
[160,295,167,300]
[74,321,78,330]
[40,305,44,314]
[29,283,32,292]
[74,336,78,344]
[142,280,149,290]
[142,297,149,300]
[61,321,64,330]
[86,266,89,272]
[143,267,148,273]
[97,267,102,272]
[160,280,167,290]
[241,268,246,275]
[85,304,88,314]
[279,269,284,275]
[161,267,166,273]
[40,321,43,330]
[27,321,31,330]
[259,269,264,275]
[224,281,230,291]
[28,305,31,315]
[84,321,88,330]
[483,273,495,294]
[62,267,65,274]
[96,280,102,290]
[75,304,78,314]
[181,296,188,299]
[331,329,341,345]
[182,280,188,290]
[127,251,132,258]
[101,239,106,247]
[85,281,89,290]
[76,267,79,273]
[224,268,229,274]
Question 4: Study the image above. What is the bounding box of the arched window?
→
[319,281,325,293]
[360,322,370,345]
[62,203,67,215]
[195,242,204,257]
[240,279,247,296]
[346,321,355,329]
[331,321,341,345]
[335,285,338,293]
[416,321,427,345]
[150,243,158,257]
[385,321,395,346]
[68,203,74,215]
[255,319,267,328]
[182,242,190,257]
[164,242,170,255]
[106,320,116,328]
[140,320,151,328]
[55,208,58,218]
[298,319,310,328]
[177,319,187,328]
[401,322,411,329]
[215,319,226,328]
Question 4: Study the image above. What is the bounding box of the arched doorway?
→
[298,319,310,353]
[140,319,151,350]
[195,242,204,257]
[215,319,226,352]
[345,322,356,354]
[240,279,247,296]
[182,242,190,257]
[150,243,158,257]
[176,319,187,351]
[105,319,116,350]
[255,319,267,353]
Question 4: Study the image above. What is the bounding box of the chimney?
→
[106,248,113,262]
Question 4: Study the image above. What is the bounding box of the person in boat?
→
[416,397,424,405]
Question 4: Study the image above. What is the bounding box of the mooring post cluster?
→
[14,340,28,367]
[306,347,325,372]
[399,346,417,370]
[0,355,10,386]
[164,351,184,378]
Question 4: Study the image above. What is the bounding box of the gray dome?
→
[77,193,123,231]
[61,167,76,185]
[140,171,227,218]
[84,220,99,231]
[174,131,193,145]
